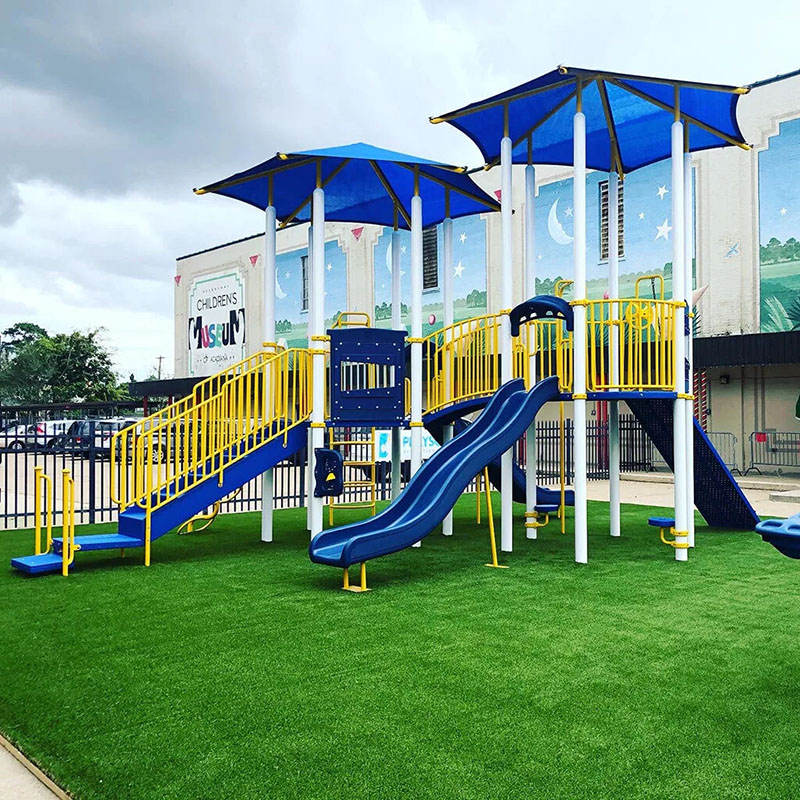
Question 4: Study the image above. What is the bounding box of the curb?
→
[0,733,70,799]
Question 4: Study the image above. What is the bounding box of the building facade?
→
[175,69,800,473]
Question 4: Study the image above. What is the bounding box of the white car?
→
[17,420,75,450]
[1,423,30,450]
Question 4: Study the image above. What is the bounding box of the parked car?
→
[60,418,139,458]
[1,423,30,450]
[3,420,75,450]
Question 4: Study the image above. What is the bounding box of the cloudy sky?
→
[1,0,796,379]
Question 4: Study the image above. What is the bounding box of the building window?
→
[301,254,308,311]
[599,180,625,261]
[423,226,438,290]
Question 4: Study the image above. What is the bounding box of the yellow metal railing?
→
[111,348,313,562]
[61,469,78,577]
[422,312,573,415]
[584,298,678,392]
[33,465,53,556]
[332,311,371,328]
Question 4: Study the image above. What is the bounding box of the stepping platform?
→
[535,504,559,514]
[52,534,142,553]
[648,516,675,528]
[10,553,65,576]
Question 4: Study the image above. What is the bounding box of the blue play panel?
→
[756,514,800,559]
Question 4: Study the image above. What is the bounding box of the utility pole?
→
[156,356,164,380]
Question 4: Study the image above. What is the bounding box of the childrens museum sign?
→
[187,267,246,376]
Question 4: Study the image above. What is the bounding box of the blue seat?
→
[756,514,800,559]
[648,516,675,528]
[535,504,559,514]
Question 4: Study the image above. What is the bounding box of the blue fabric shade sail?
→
[432,66,750,174]
[195,142,499,229]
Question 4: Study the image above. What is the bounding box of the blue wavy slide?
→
[309,376,560,568]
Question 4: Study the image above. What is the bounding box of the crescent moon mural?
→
[548,199,574,246]
[275,269,286,300]
[385,239,405,276]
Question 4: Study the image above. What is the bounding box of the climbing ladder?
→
[327,426,377,525]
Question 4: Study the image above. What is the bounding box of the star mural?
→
[655,218,672,241]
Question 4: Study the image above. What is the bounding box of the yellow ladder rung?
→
[342,460,375,467]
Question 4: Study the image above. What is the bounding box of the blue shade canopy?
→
[195,142,500,229]
[431,66,750,174]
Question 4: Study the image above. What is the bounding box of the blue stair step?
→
[53,534,143,553]
[648,516,675,528]
[535,504,559,514]
[11,553,65,575]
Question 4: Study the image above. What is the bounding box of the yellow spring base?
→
[484,563,510,569]
[342,563,370,593]
[524,511,551,529]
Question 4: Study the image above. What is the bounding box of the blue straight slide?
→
[309,376,560,568]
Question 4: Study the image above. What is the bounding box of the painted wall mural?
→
[274,238,348,349]
[534,159,693,300]
[759,116,800,332]
[372,214,488,335]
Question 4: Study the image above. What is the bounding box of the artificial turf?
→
[0,497,797,799]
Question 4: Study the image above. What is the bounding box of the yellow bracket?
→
[524,510,551,529]
[308,348,328,355]
[409,421,424,428]
[310,422,327,429]
[311,334,331,342]
[572,393,588,400]
[660,527,690,549]
[343,562,370,592]
[677,393,695,400]
[569,299,590,307]
[406,337,425,344]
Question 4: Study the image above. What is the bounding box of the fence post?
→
[88,420,97,525]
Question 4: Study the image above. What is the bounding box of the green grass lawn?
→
[1,498,797,799]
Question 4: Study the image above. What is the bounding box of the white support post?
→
[573,102,588,565]
[684,151,695,548]
[391,225,403,500]
[442,211,454,536]
[608,170,621,538]
[261,203,277,543]
[306,224,314,531]
[309,188,326,540]
[500,133,514,553]
[671,115,689,561]
[524,161,538,538]
[410,185,423,547]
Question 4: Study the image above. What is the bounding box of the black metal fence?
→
[1,411,661,530]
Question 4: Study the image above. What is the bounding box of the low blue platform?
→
[756,514,800,559]
[11,423,309,576]
[648,516,675,528]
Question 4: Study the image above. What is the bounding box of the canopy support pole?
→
[261,201,277,543]
[524,154,538,538]
[309,187,326,540]
[608,170,621,539]
[410,171,423,547]
[684,147,695,547]
[671,100,689,562]
[306,224,314,532]
[500,126,514,553]
[573,93,588,565]
[442,198,455,536]
[391,216,403,501]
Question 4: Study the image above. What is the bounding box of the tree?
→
[0,324,124,405]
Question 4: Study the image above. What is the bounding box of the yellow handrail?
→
[332,311,371,328]
[33,466,53,556]
[61,469,78,577]
[111,348,313,529]
[634,273,665,300]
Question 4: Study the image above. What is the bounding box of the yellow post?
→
[476,471,482,524]
[144,513,151,567]
[342,561,370,592]
[343,567,350,590]
[483,468,508,569]
[34,466,42,555]
[360,561,367,591]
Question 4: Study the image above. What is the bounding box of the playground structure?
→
[12,66,766,583]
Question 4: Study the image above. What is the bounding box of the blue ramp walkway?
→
[626,399,758,530]
[309,377,560,568]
